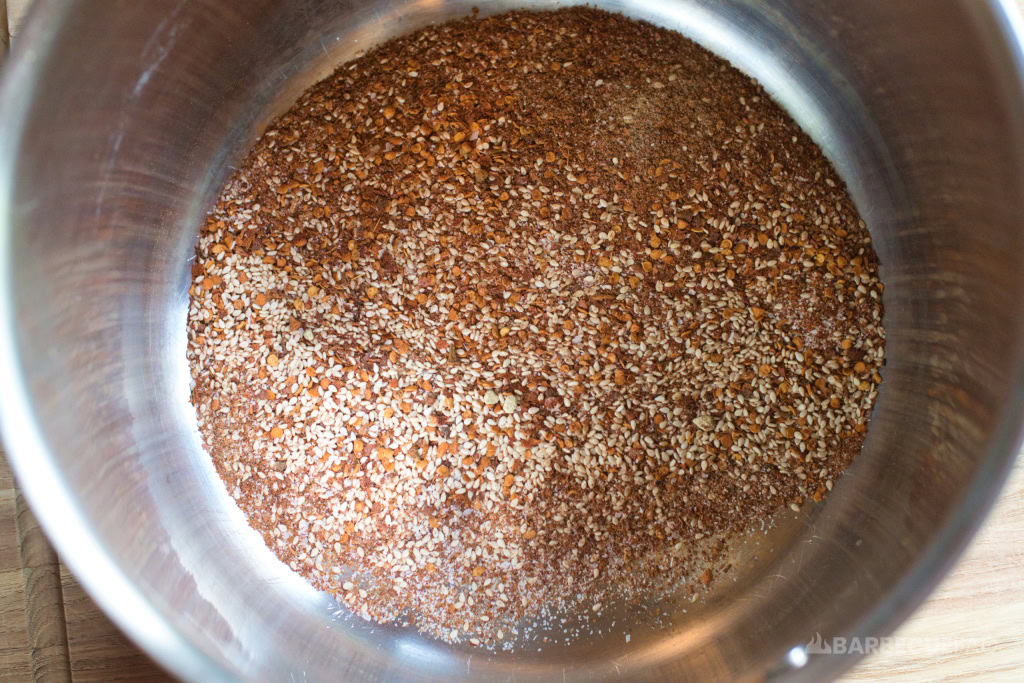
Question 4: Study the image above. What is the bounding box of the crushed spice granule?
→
[187,8,885,647]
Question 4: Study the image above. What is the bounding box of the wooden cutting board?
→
[0,452,172,681]
[1,1,1022,679]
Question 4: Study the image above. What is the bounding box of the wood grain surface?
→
[0,455,32,681]
[0,454,171,682]
[2,0,1023,680]
[14,491,70,683]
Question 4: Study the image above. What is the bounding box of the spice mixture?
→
[187,8,885,646]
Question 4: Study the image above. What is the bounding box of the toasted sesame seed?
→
[187,8,885,649]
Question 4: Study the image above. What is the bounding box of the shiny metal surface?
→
[1,0,1023,680]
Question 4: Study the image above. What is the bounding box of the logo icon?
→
[805,632,832,654]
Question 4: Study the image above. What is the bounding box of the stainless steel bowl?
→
[2,1,1023,680]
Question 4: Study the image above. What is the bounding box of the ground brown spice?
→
[187,8,884,647]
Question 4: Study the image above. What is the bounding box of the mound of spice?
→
[187,8,884,646]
